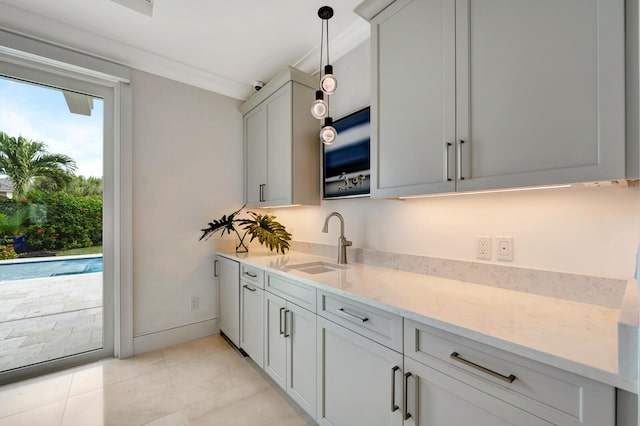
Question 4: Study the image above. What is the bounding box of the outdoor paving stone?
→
[90,330,103,344]
[0,336,26,351]
[22,330,75,346]
[7,322,56,338]
[0,273,103,372]
[64,343,101,356]
[25,305,66,318]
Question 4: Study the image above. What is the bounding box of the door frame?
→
[0,29,133,383]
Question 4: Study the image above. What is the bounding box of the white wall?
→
[131,70,243,341]
[270,41,640,280]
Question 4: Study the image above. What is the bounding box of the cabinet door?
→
[372,0,456,197]
[217,257,240,347]
[264,291,287,390]
[456,0,625,191]
[286,302,316,419]
[265,84,293,205]
[245,105,267,206]
[317,316,403,426]
[240,283,264,367]
[404,357,551,426]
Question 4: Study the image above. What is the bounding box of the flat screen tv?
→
[322,106,370,199]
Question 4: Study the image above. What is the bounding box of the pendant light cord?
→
[326,19,330,67]
[318,19,324,87]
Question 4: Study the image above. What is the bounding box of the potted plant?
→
[200,205,292,254]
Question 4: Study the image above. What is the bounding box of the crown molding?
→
[293,18,370,75]
[0,2,369,100]
[0,2,252,100]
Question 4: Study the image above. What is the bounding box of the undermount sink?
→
[283,261,348,275]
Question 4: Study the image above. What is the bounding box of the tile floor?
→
[0,334,314,425]
[0,273,102,371]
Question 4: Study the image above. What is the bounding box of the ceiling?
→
[0,0,369,99]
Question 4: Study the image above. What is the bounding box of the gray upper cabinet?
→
[240,67,320,207]
[371,0,456,197]
[357,0,628,196]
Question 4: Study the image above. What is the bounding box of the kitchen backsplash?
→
[290,241,628,309]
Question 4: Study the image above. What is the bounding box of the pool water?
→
[0,256,103,281]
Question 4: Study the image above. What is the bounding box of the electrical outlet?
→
[476,236,492,260]
[190,296,200,310]
[496,236,514,261]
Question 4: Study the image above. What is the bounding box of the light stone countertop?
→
[216,248,638,393]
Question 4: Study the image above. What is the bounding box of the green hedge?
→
[0,189,102,252]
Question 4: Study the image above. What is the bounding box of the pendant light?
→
[312,6,338,145]
[320,117,337,145]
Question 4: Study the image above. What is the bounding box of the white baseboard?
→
[132,319,219,355]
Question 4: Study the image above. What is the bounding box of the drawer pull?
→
[279,307,285,335]
[337,308,369,323]
[284,310,291,338]
[243,285,256,292]
[457,140,466,180]
[450,352,517,383]
[445,142,453,181]
[391,366,399,412]
[403,372,412,420]
[244,271,258,278]
[213,259,219,277]
[259,184,266,202]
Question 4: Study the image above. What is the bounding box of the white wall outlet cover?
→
[496,236,514,261]
[476,236,492,260]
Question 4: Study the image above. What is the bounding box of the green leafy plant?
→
[0,208,28,236]
[200,206,292,254]
[0,189,102,252]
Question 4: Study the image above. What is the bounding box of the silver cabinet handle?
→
[457,140,465,180]
[450,352,516,383]
[337,308,369,323]
[279,307,285,335]
[244,271,258,278]
[445,142,453,182]
[403,372,412,420]
[259,184,266,202]
[284,309,291,338]
[391,366,399,412]
[213,259,219,277]
[243,284,256,292]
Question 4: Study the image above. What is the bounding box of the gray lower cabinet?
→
[316,316,404,426]
[216,256,240,347]
[404,319,615,426]
[240,282,264,368]
[403,356,550,426]
[220,257,618,426]
[264,290,317,419]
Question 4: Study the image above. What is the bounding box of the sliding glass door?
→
[0,59,114,383]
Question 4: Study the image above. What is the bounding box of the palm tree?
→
[0,132,77,199]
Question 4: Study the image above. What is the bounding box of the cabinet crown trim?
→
[238,66,316,115]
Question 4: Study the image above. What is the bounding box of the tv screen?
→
[322,106,370,199]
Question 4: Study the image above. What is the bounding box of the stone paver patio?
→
[0,273,102,372]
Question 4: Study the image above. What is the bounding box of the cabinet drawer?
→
[317,291,402,352]
[240,263,264,288]
[266,274,316,312]
[404,319,614,426]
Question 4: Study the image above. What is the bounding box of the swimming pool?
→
[0,256,103,281]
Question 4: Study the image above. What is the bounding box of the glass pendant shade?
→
[311,90,328,119]
[320,117,337,145]
[321,65,337,95]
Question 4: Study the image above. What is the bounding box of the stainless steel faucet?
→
[321,212,352,264]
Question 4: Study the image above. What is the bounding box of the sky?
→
[0,76,103,178]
